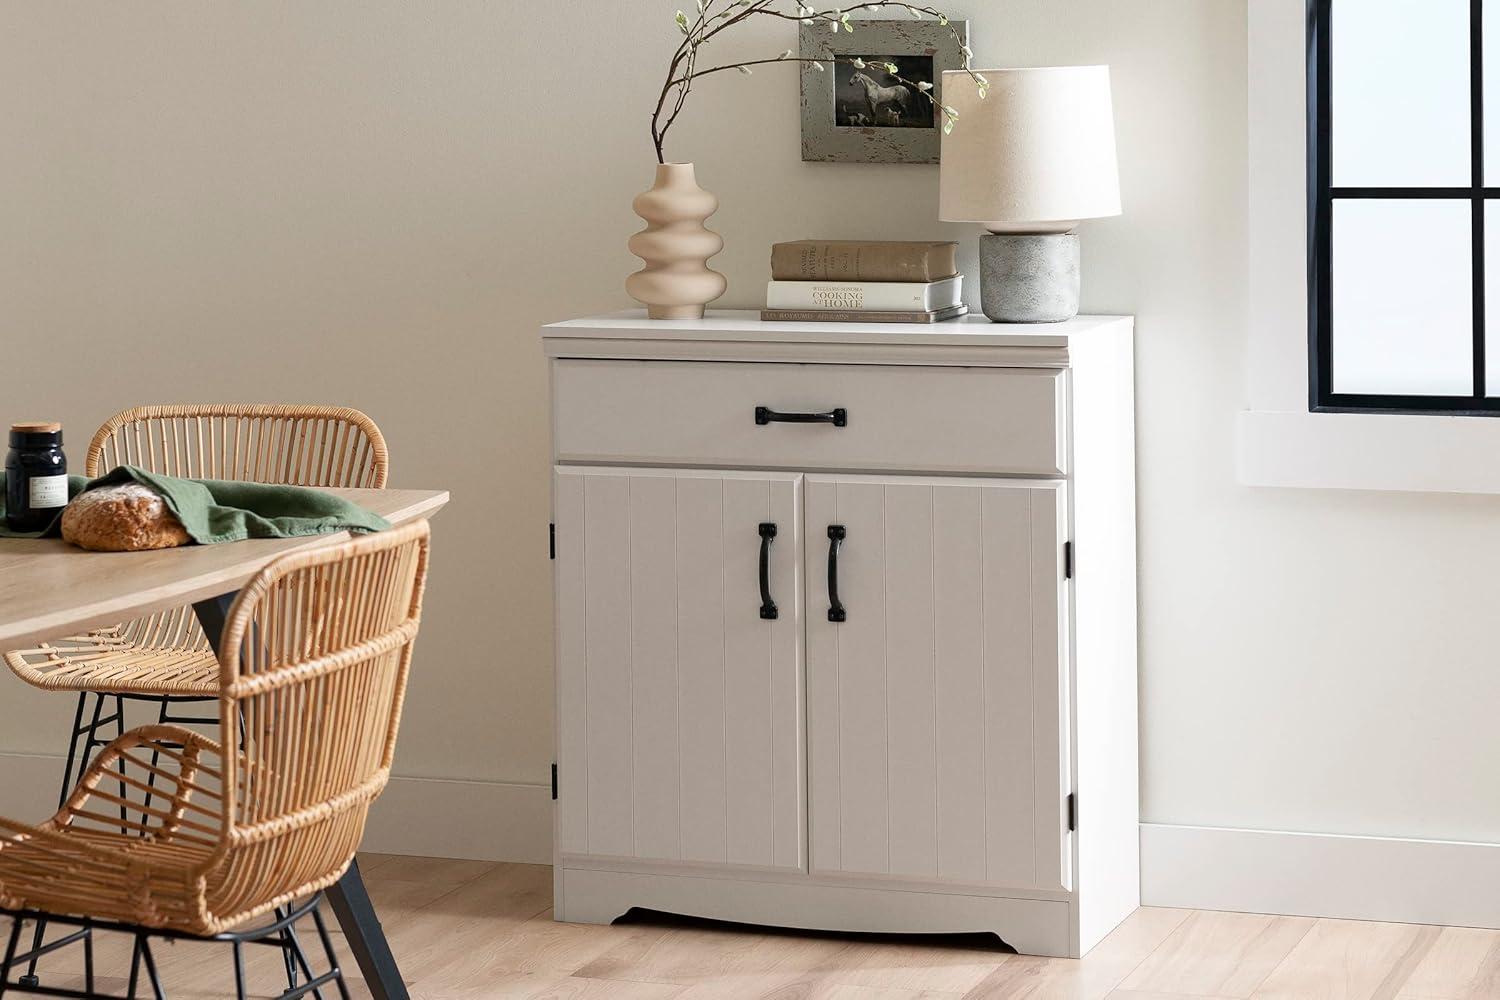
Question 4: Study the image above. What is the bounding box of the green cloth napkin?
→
[0,467,390,542]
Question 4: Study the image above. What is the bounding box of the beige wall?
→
[17,1,1487,864]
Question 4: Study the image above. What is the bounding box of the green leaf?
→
[675,9,690,33]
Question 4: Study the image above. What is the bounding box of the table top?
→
[543,309,1134,348]
[0,487,449,650]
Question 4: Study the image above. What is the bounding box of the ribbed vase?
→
[626,163,727,320]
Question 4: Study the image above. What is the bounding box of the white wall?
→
[9,0,1497,891]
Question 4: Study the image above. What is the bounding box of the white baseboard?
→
[1142,823,1500,929]
[364,775,552,863]
[0,752,554,865]
[14,748,1498,926]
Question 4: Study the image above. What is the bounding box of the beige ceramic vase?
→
[626,163,727,319]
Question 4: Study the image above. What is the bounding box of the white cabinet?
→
[545,311,1137,959]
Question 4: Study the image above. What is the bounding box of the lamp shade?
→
[939,66,1121,233]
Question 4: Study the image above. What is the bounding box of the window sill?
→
[1238,409,1500,494]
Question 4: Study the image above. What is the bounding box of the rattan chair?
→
[3,404,390,800]
[0,520,430,999]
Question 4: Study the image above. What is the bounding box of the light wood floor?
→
[10,854,1498,998]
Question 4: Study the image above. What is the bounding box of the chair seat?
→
[0,726,227,935]
[0,717,377,941]
[3,626,219,698]
[0,824,215,931]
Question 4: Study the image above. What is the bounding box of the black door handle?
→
[758,522,778,620]
[827,524,846,623]
[755,406,848,427]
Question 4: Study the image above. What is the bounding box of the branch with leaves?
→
[652,0,988,163]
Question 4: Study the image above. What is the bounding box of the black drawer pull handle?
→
[758,522,779,621]
[755,406,848,427]
[827,524,846,623]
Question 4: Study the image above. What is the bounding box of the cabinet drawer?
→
[552,360,1067,476]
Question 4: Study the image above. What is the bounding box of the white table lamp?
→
[940,66,1121,322]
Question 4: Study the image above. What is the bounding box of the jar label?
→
[29,475,68,509]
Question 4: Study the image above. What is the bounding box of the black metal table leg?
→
[325,862,407,1000]
[191,594,236,655]
[193,591,411,1000]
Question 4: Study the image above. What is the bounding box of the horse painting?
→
[849,70,916,120]
[833,57,933,130]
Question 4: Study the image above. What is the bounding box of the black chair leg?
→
[232,941,248,1000]
[138,937,164,1000]
[275,904,309,995]
[139,698,171,818]
[75,694,108,790]
[312,905,352,1000]
[107,696,129,832]
[282,920,325,1000]
[58,695,88,809]
[15,919,40,990]
[1,917,24,998]
[82,927,93,995]
[125,935,142,999]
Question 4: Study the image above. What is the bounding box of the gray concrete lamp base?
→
[979,233,1081,324]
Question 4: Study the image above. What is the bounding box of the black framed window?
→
[1309,0,1500,414]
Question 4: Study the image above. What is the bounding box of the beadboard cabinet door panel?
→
[805,475,1071,892]
[555,467,805,871]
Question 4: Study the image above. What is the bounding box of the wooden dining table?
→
[0,486,449,1000]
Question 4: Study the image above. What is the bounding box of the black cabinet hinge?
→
[1067,792,1077,832]
[1064,541,1073,580]
[549,523,556,560]
[551,762,558,800]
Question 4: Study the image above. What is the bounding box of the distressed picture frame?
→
[799,18,969,164]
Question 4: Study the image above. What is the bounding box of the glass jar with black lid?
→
[6,422,68,533]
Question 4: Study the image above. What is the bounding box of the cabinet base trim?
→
[556,867,1078,958]
[558,854,1073,902]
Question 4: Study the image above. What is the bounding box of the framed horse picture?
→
[799,18,970,164]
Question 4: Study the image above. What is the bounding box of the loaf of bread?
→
[61,483,191,552]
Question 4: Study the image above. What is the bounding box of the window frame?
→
[1308,0,1498,415]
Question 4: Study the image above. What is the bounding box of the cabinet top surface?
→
[543,309,1133,349]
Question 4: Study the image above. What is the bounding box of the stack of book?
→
[761,240,968,324]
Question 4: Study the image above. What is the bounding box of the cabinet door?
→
[805,475,1070,891]
[555,467,804,871]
